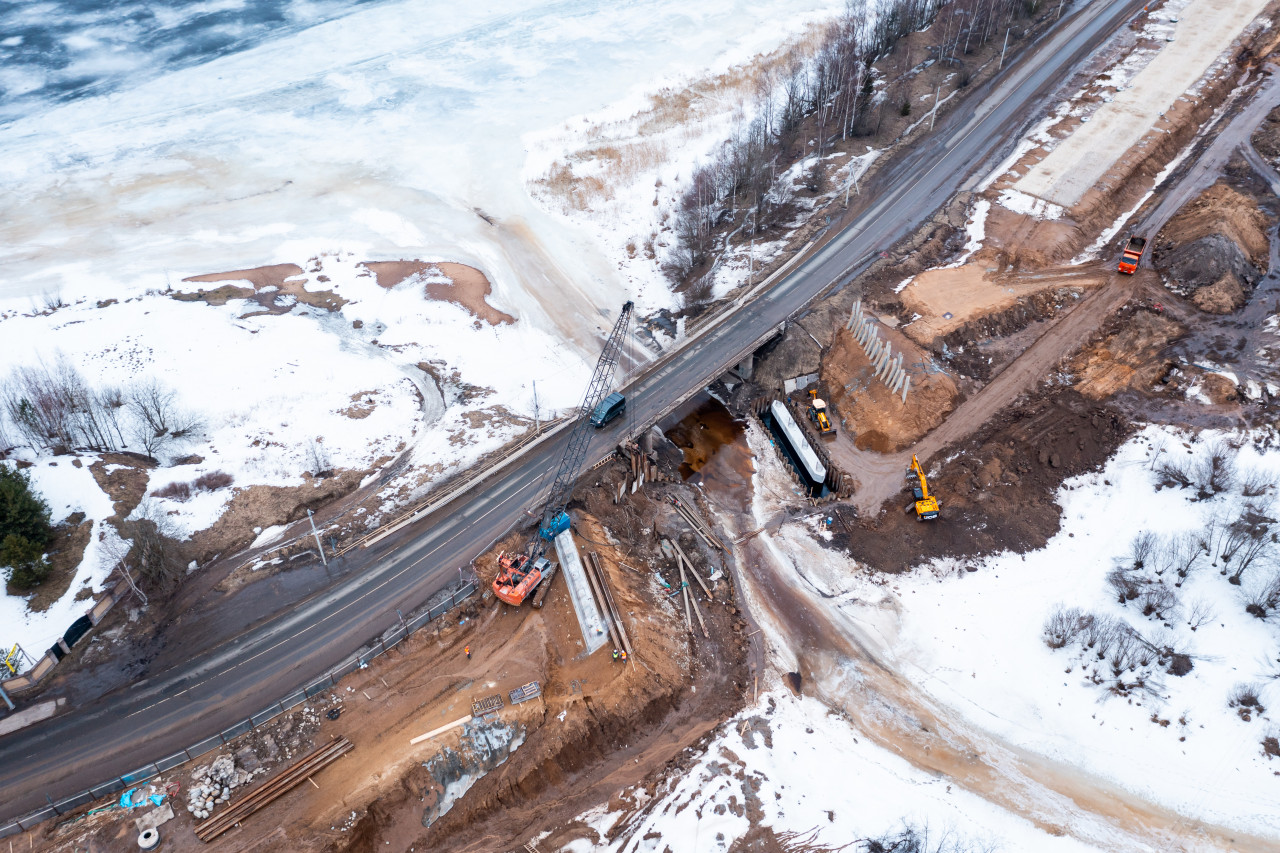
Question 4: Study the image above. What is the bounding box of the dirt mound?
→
[821,326,958,452]
[1153,183,1270,313]
[1070,306,1184,400]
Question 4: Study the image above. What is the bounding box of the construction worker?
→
[619,650,627,662]
[612,649,620,662]
[465,645,471,659]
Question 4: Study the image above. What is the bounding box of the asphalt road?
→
[0,0,1146,824]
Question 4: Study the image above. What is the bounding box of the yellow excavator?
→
[807,389,836,436]
[906,455,939,521]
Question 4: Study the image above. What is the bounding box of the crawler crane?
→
[906,454,940,521]
[492,301,634,606]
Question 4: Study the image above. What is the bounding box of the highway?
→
[0,0,1145,823]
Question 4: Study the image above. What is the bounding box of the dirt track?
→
[829,267,1139,516]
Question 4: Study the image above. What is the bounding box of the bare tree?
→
[127,379,204,460]
[1128,532,1157,570]
[1167,532,1203,585]
[1043,604,1086,649]
[1107,567,1142,603]
[117,500,189,593]
[1245,569,1280,619]
[1185,597,1216,631]
[1138,583,1179,621]
[1195,441,1237,497]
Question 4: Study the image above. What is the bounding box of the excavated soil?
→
[1152,182,1271,313]
[1069,304,1186,400]
[900,256,1105,348]
[834,389,1133,572]
[820,324,959,452]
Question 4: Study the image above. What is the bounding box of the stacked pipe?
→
[195,737,353,842]
[846,299,910,403]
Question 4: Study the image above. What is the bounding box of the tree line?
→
[671,0,1045,280]
[0,355,202,459]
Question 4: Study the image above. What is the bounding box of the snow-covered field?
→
[564,688,1103,853]
[878,428,1280,838]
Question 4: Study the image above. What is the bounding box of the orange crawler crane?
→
[906,455,940,521]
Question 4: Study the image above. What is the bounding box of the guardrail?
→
[0,579,478,839]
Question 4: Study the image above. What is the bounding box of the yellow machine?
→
[807,389,835,436]
[906,455,939,521]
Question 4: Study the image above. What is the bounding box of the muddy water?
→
[662,396,756,507]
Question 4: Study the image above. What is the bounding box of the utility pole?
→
[307,509,328,568]
[1056,0,1066,18]
[929,85,941,131]
[533,380,540,431]
[999,28,1010,70]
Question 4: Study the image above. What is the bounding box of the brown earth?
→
[820,324,959,452]
[200,470,366,583]
[179,262,348,314]
[1152,182,1271,312]
[360,260,514,326]
[88,453,155,523]
[1069,305,1185,400]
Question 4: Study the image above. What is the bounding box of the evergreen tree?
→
[0,465,52,547]
[2,533,50,589]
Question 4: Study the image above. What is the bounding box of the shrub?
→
[152,481,192,501]
[1156,459,1192,489]
[1043,605,1086,649]
[899,99,912,116]
[2,533,51,589]
[1229,682,1266,721]
[193,471,233,492]
[1195,442,1237,497]
[0,465,52,546]
[1241,467,1277,498]
[1106,567,1141,603]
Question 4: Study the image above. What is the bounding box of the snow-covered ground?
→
[564,688,1103,852]
[875,427,1280,838]
[0,457,128,659]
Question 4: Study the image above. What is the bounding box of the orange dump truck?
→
[1118,235,1145,274]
